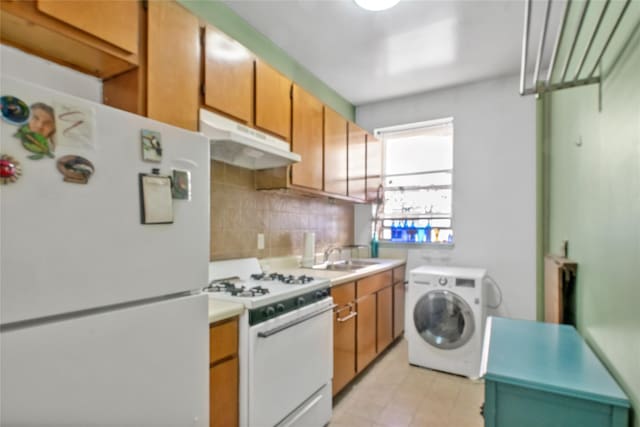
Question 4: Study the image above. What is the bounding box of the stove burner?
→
[204,281,270,298]
[281,274,314,284]
[250,272,315,285]
[204,281,245,295]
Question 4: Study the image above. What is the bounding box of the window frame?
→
[374,117,455,246]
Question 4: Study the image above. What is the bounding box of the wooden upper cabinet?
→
[366,132,382,201]
[204,26,254,124]
[348,122,367,201]
[324,108,347,196]
[291,84,323,190]
[255,60,291,141]
[37,0,138,54]
[147,1,200,131]
[0,0,138,78]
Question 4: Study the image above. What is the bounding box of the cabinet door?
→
[204,26,253,124]
[324,107,347,196]
[393,281,405,339]
[255,60,291,141]
[1,1,137,78]
[357,270,392,297]
[38,0,138,54]
[366,133,382,201]
[147,1,200,131]
[377,286,393,352]
[332,283,356,395]
[356,293,377,372]
[348,122,367,201]
[210,357,238,427]
[209,318,238,364]
[291,84,323,190]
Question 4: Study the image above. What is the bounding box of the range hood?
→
[199,109,301,170]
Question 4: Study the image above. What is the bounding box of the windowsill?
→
[379,241,455,249]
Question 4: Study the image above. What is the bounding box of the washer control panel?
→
[413,275,453,288]
[412,275,477,290]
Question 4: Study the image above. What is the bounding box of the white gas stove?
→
[207,258,333,427]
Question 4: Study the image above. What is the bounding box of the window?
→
[374,118,453,244]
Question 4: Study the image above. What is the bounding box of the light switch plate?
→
[257,233,265,250]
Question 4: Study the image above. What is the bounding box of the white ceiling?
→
[221,0,556,106]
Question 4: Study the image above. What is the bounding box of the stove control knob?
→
[276,303,285,313]
[296,296,306,306]
[314,290,325,300]
[262,306,276,317]
[438,277,448,286]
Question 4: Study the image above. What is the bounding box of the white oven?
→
[207,258,334,427]
[247,298,333,427]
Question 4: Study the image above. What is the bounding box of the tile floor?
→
[330,338,485,427]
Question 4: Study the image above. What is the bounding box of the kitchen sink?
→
[311,259,380,272]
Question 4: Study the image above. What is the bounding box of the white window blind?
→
[376,118,454,244]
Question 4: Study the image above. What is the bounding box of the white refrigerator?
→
[0,77,210,426]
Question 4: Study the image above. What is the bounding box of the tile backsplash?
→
[210,161,354,260]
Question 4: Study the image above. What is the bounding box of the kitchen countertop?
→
[208,299,244,324]
[207,257,406,323]
[267,258,406,287]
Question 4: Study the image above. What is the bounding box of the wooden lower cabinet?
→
[393,281,405,339]
[210,357,238,427]
[376,286,393,351]
[392,265,406,339]
[209,317,239,427]
[331,282,356,396]
[331,266,406,396]
[356,292,377,373]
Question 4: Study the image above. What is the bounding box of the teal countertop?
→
[482,317,630,408]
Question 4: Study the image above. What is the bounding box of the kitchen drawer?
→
[393,266,405,285]
[357,270,392,297]
[331,281,355,306]
[209,317,238,364]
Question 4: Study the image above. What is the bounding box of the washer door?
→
[413,290,475,350]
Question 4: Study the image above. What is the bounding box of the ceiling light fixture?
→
[354,0,400,12]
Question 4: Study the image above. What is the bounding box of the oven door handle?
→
[257,304,336,338]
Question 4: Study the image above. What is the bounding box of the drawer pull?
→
[337,312,357,322]
[336,303,357,322]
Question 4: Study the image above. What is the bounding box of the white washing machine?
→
[406,265,487,379]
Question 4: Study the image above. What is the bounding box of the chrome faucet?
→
[324,246,343,263]
[341,244,371,259]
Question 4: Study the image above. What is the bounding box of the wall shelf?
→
[520,0,638,96]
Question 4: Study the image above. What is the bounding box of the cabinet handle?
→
[336,303,357,322]
[334,304,351,316]
[337,312,357,322]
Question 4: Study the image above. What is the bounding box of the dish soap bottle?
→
[370,233,379,258]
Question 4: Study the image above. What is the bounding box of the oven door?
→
[248,298,334,427]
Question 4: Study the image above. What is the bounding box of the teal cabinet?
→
[482,317,629,427]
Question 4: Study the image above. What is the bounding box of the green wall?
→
[544,27,640,426]
[178,0,355,121]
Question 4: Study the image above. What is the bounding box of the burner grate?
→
[250,272,315,285]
